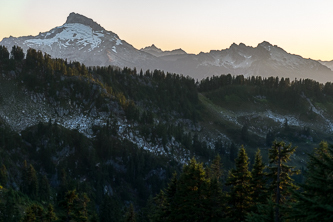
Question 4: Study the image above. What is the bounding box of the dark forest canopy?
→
[0,45,200,121]
[0,45,333,221]
[199,73,333,99]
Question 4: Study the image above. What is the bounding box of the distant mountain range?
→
[1,12,333,83]
[140,44,187,57]
[318,60,333,72]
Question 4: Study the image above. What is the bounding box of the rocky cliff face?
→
[65,12,104,31]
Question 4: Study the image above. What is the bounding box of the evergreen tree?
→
[60,189,79,222]
[26,48,38,69]
[2,189,21,222]
[288,142,333,221]
[210,154,223,180]
[0,201,4,222]
[246,199,275,222]
[150,191,168,222]
[45,204,58,222]
[157,172,177,221]
[250,149,268,209]
[73,193,90,222]
[226,146,252,222]
[10,45,24,61]
[21,160,29,194]
[152,158,225,221]
[100,195,122,222]
[21,204,44,222]
[267,141,299,222]
[0,164,8,188]
[39,175,51,202]
[173,158,211,221]
[245,149,272,222]
[207,175,227,220]
[0,46,9,61]
[58,168,69,201]
[27,164,39,199]
[123,203,136,222]
[90,213,99,222]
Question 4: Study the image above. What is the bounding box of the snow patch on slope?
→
[116,39,122,45]
[265,110,300,126]
[25,23,104,50]
[302,95,333,132]
[201,52,253,69]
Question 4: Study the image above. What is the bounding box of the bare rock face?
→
[65,12,104,31]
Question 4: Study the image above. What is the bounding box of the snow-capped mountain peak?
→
[0,12,152,67]
[1,13,333,83]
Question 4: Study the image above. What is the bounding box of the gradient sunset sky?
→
[1,0,333,60]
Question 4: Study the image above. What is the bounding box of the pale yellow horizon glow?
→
[1,0,333,61]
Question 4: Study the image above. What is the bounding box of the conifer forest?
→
[0,45,333,221]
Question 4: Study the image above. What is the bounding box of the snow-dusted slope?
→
[0,73,192,163]
[141,41,333,83]
[25,23,107,51]
[0,12,160,70]
[140,44,187,57]
[1,12,333,83]
[168,42,333,82]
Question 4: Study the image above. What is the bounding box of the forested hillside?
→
[0,45,332,221]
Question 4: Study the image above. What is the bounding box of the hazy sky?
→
[1,0,333,60]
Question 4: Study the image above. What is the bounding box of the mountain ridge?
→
[140,44,187,57]
[1,12,333,83]
[318,60,333,71]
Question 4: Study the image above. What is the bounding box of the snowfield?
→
[26,23,110,51]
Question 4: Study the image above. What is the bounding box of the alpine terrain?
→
[1,12,333,83]
[0,12,333,222]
